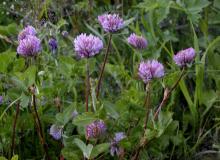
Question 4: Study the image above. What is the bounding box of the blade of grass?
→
[0,97,21,121]
[190,20,200,108]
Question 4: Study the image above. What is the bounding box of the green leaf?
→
[173,0,210,25]
[23,65,37,86]
[156,111,173,137]
[90,78,97,112]
[194,36,220,116]
[56,105,75,125]
[123,17,135,27]
[11,155,18,160]
[145,129,158,140]
[103,101,119,119]
[74,138,87,155]
[74,138,93,158]
[61,148,80,160]
[214,0,220,9]
[57,19,68,29]
[20,92,30,108]
[137,0,172,24]
[170,0,210,26]
[201,90,218,117]
[10,76,27,92]
[86,144,93,159]
[90,143,110,159]
[84,22,103,41]
[73,112,97,126]
[0,50,16,73]
[120,140,131,149]
[0,23,18,36]
[13,58,25,72]
[0,157,7,160]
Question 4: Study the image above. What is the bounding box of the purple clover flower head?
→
[138,60,165,83]
[110,146,124,157]
[0,96,3,105]
[49,124,63,140]
[113,132,126,142]
[71,110,78,119]
[127,33,148,49]
[62,31,68,37]
[74,33,103,58]
[110,132,126,156]
[98,13,124,33]
[48,38,58,52]
[86,120,106,139]
[173,47,196,67]
[17,35,41,57]
[18,25,36,42]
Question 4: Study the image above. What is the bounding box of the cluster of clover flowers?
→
[16,13,196,158]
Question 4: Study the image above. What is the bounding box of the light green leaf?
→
[0,51,16,73]
[123,17,135,27]
[201,90,218,117]
[61,148,80,160]
[74,138,93,158]
[84,22,103,41]
[57,19,68,29]
[11,155,18,160]
[20,92,30,108]
[103,101,119,119]
[86,144,93,159]
[74,138,87,154]
[90,143,110,159]
[73,112,97,126]
[0,23,18,36]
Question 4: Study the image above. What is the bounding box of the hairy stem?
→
[143,82,151,130]
[96,34,112,98]
[31,88,50,160]
[132,82,151,160]
[88,0,93,13]
[10,102,20,158]
[154,68,186,119]
[85,58,90,112]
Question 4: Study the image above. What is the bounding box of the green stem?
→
[143,82,151,130]
[96,34,112,98]
[31,86,51,160]
[86,59,90,112]
[131,82,151,160]
[154,68,185,119]
[10,102,20,158]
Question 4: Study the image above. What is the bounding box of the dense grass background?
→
[0,0,220,159]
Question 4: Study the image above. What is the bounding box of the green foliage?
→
[0,0,220,159]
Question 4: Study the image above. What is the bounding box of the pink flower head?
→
[74,33,103,58]
[98,13,124,33]
[49,124,63,140]
[0,96,3,105]
[17,35,41,57]
[86,120,106,139]
[18,25,36,42]
[127,33,148,49]
[138,60,165,83]
[173,47,196,67]
[110,132,126,156]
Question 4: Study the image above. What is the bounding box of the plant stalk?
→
[154,68,185,119]
[143,82,151,130]
[96,34,112,98]
[131,82,151,160]
[86,58,90,112]
[31,88,51,160]
[10,102,20,158]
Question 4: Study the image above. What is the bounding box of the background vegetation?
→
[0,0,220,159]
